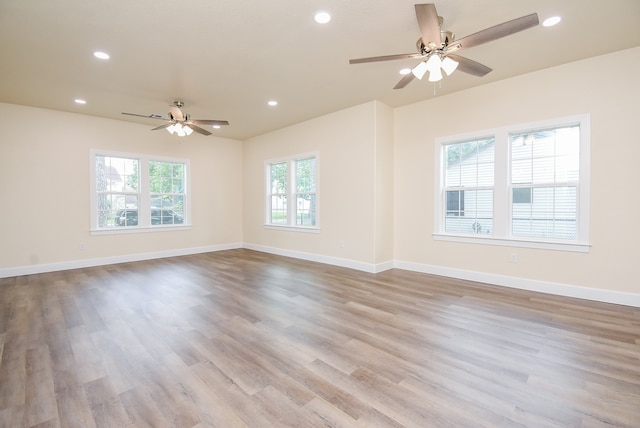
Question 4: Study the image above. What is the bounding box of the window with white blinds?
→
[435,115,590,251]
[444,138,495,235]
[510,126,580,240]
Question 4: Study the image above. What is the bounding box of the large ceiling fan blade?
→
[453,13,539,51]
[190,119,229,126]
[187,124,212,136]
[122,112,168,120]
[448,54,492,77]
[150,123,173,131]
[415,3,442,48]
[349,53,423,64]
[393,73,416,90]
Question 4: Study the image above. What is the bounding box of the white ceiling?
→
[1,1,639,140]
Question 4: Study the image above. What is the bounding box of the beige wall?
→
[2,47,639,302]
[374,102,394,265]
[0,103,243,271]
[243,102,394,269]
[394,46,640,295]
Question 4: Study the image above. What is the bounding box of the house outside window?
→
[443,138,495,234]
[266,153,318,230]
[510,126,580,240]
[95,155,139,228]
[91,151,189,232]
[435,115,590,252]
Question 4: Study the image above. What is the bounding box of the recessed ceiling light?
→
[399,68,412,75]
[314,11,331,24]
[93,51,110,60]
[74,99,87,104]
[542,16,561,27]
[267,100,278,106]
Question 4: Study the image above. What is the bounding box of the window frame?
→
[442,137,496,235]
[264,152,319,232]
[434,115,590,252]
[90,150,191,234]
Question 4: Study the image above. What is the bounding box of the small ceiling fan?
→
[122,100,229,136]
[349,3,539,89]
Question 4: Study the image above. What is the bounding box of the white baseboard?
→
[0,243,243,278]
[2,243,637,307]
[242,244,640,307]
[243,243,394,274]
[394,260,640,308]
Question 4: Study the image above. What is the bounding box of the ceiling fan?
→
[349,3,539,89]
[122,100,229,136]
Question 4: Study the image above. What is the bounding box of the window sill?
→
[432,233,590,253]
[264,224,320,234]
[91,225,192,235]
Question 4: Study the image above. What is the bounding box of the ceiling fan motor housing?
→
[417,32,455,55]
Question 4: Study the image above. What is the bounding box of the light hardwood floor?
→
[0,249,639,427]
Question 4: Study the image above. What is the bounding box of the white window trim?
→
[264,151,320,231]
[433,115,590,252]
[90,149,192,234]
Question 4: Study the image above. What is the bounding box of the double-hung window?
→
[443,138,495,235]
[510,126,580,240]
[266,153,318,229]
[91,151,189,232]
[435,115,589,251]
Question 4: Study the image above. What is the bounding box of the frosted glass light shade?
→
[412,61,429,79]
[441,56,459,75]
[428,67,443,82]
[425,54,442,72]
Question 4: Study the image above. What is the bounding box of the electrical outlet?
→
[509,253,518,263]
[338,240,345,248]
[79,243,86,250]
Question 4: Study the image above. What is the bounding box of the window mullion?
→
[288,159,296,226]
[493,131,508,238]
[139,158,150,227]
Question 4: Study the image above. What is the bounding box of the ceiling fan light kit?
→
[349,3,539,90]
[412,51,458,82]
[122,100,229,137]
[167,123,193,137]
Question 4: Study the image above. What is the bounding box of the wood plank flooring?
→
[0,249,639,427]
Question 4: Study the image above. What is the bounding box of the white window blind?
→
[510,125,580,240]
[435,115,590,252]
[443,138,495,235]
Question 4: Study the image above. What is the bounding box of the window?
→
[91,152,189,232]
[95,155,140,228]
[266,154,318,229]
[443,138,495,234]
[510,126,579,240]
[435,115,590,251]
[149,161,185,225]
